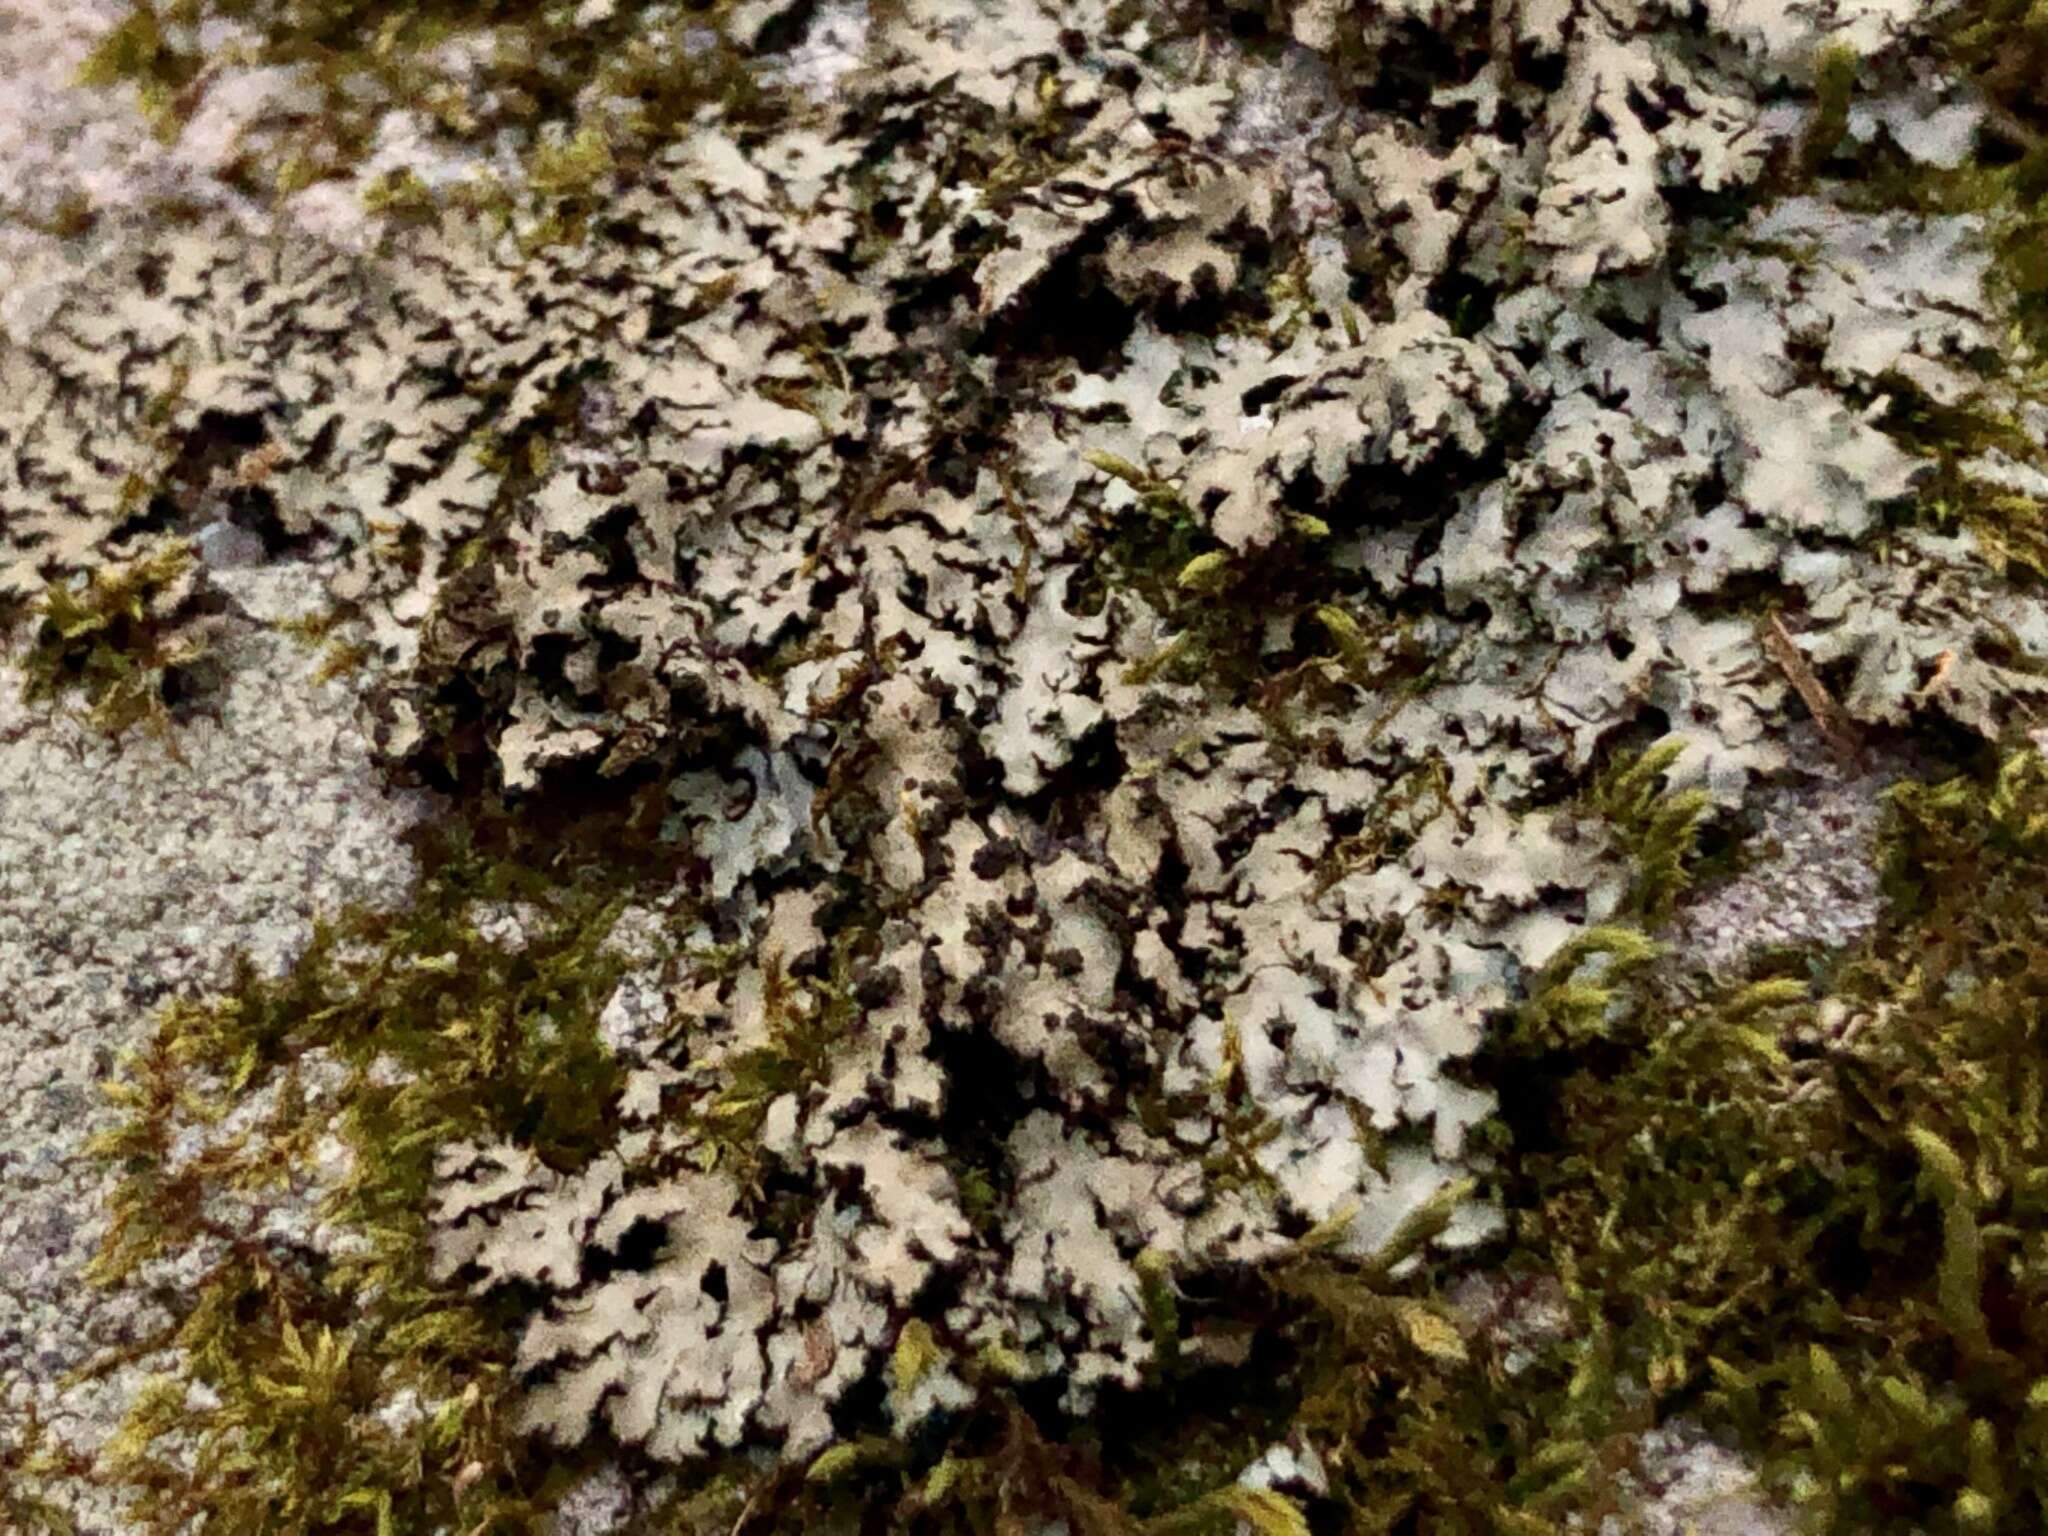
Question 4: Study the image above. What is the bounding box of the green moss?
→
[20,537,218,743]
[77,0,790,240]
[358,164,436,223]
[1588,739,1715,927]
[75,7,174,90]
[83,818,659,1534]
[74,4,203,138]
[1076,451,1382,712]
[1799,46,1862,180]
[1480,742,2048,1533]
[526,122,614,199]
[703,1399,1315,1536]
[0,1389,80,1535]
[1079,452,1221,641]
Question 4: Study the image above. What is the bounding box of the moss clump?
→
[1587,738,1715,927]
[83,819,657,1535]
[0,1390,81,1535]
[1474,741,2048,1534]
[1077,451,1232,682]
[1075,450,1380,709]
[19,536,223,743]
[76,0,790,243]
[75,4,203,139]
[1797,45,1862,180]
[636,1400,1314,1536]
[357,164,437,227]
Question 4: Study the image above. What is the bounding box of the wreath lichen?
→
[23,0,2048,1531]
[72,721,2048,1535]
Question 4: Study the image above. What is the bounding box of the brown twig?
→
[1761,612,1864,766]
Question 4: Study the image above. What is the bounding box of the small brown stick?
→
[1761,612,1864,765]
[1979,103,2043,156]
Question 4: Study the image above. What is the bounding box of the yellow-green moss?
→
[76,0,790,244]
[83,819,657,1535]
[19,538,218,743]
[1798,45,1863,181]
[1075,450,1388,716]
[0,1390,80,1535]
[1470,740,2048,1533]
[75,4,202,140]
[1588,739,1714,926]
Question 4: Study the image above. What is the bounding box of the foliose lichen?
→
[18,0,2048,1529]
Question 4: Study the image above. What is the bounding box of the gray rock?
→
[1664,729,1932,980]
[192,518,268,571]
[0,563,433,1532]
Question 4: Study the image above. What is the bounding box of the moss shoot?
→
[79,817,653,1536]
[18,536,223,744]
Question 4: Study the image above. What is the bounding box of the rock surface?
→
[1666,730,1934,979]
[0,566,432,1531]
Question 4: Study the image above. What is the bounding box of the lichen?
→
[1805,1,2048,582]
[77,646,2048,1536]
[66,0,804,246]
[30,0,2048,1529]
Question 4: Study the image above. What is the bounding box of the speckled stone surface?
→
[1666,729,1936,981]
[0,565,433,1532]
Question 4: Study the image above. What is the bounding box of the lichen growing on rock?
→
[14,0,2048,1529]
[80,817,655,1535]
